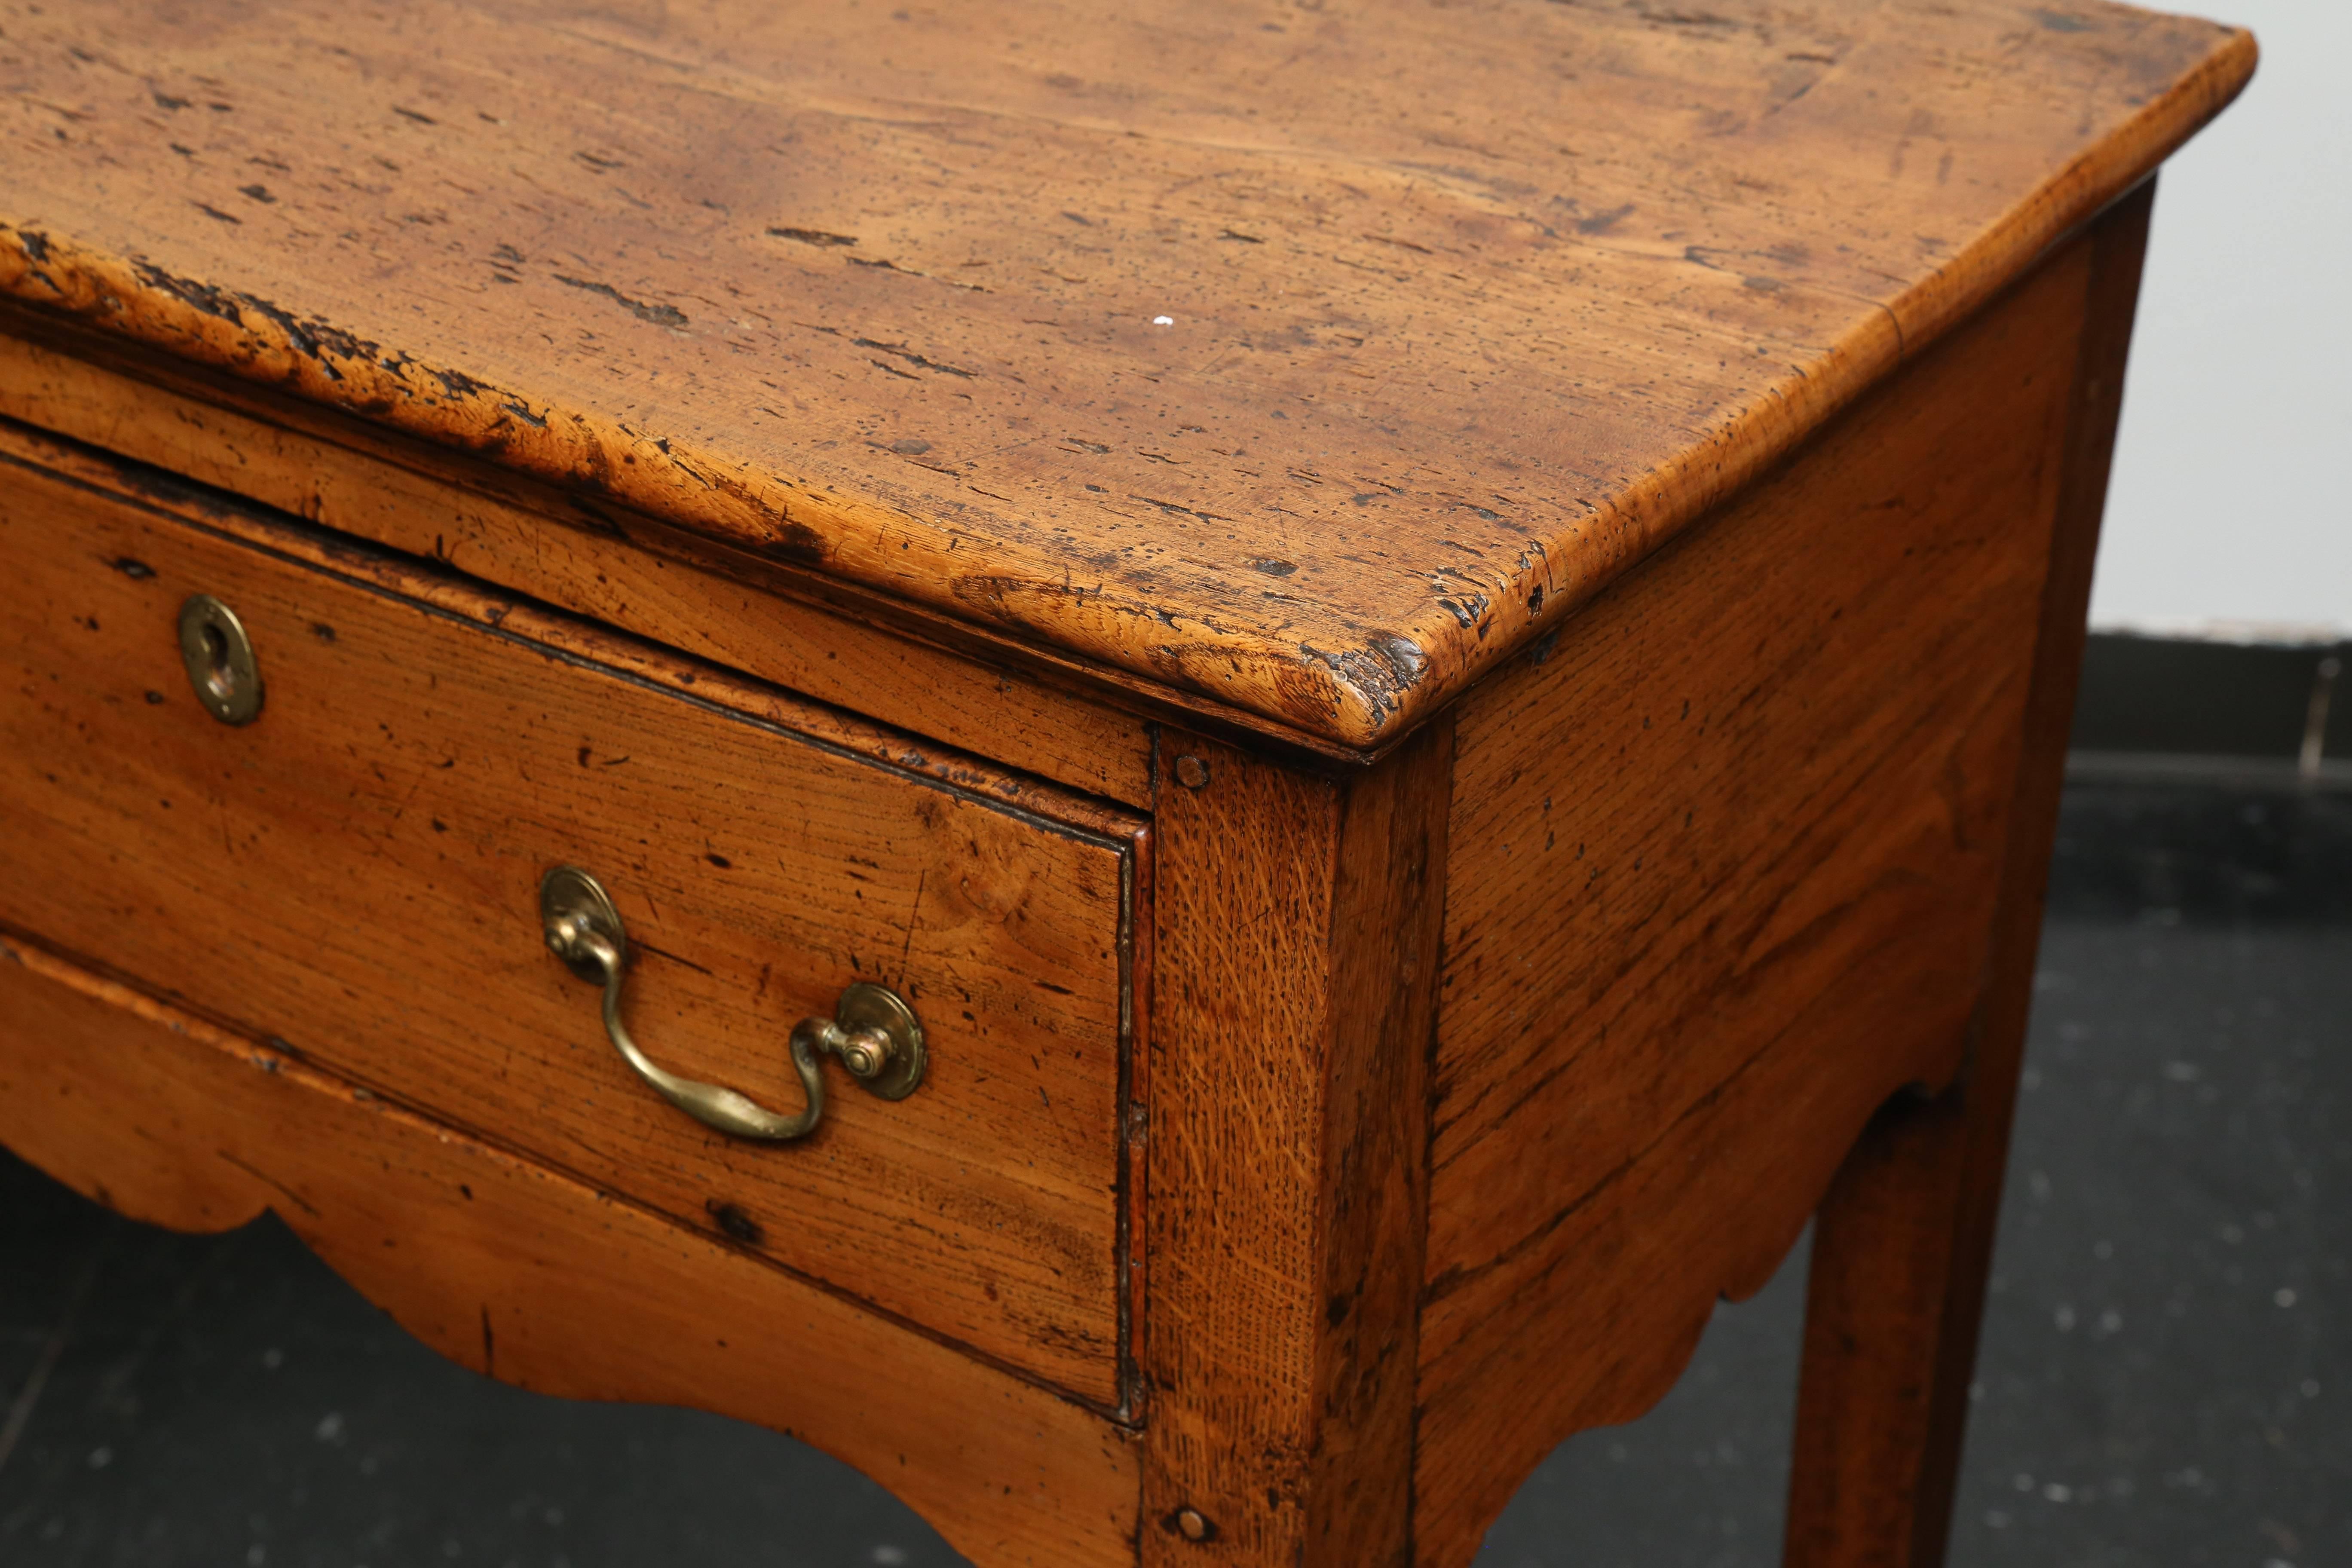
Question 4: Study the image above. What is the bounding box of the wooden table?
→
[0,3,2252,1563]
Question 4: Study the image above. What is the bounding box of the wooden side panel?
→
[1782,182,2157,1568]
[1139,721,1450,1565]
[1413,235,2103,1563]
[0,318,1158,805]
[0,438,1137,1406]
[0,936,1136,1568]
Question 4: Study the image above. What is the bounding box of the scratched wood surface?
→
[1138,722,1450,1564]
[1412,228,2103,1564]
[0,935,1138,1568]
[0,426,1142,1407]
[0,0,2252,750]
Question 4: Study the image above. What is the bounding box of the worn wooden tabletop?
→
[0,0,2251,750]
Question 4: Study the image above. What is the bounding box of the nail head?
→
[1174,755,1211,790]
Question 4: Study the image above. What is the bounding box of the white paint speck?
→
[2302,1378,2321,1398]
[314,1412,344,1442]
[87,1446,113,1470]
[2042,1482,2072,1502]
[873,1548,910,1566]
[1985,1510,2010,1528]
[1152,315,1174,326]
[2276,1287,2299,1308]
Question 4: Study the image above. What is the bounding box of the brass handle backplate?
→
[538,866,924,1140]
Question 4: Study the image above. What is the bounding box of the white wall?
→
[2092,0,2351,643]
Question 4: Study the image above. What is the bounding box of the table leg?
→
[1784,1079,1998,1568]
[1780,178,2155,1568]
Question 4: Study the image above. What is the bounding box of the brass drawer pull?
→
[538,866,925,1140]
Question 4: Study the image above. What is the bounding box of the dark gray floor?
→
[4,779,2347,1567]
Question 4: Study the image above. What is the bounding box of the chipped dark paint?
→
[1130,495,1231,525]
[1298,631,1428,734]
[768,225,858,247]
[232,292,350,381]
[131,260,239,322]
[552,274,688,328]
[432,364,487,399]
[853,337,975,377]
[756,521,830,566]
[1368,633,1427,690]
[705,1201,765,1246]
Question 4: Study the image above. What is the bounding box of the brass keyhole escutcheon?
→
[177,594,263,726]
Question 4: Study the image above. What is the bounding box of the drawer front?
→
[0,436,1142,1406]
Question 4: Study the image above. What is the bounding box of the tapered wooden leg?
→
[1781,181,2155,1568]
[1786,1081,1995,1568]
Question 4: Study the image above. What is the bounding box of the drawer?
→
[0,432,1145,1409]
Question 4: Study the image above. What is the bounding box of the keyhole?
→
[177,594,263,725]
[199,620,234,701]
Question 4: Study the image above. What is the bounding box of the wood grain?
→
[0,933,1137,1568]
[1412,230,2105,1565]
[0,429,1141,1407]
[1305,716,1451,1567]
[0,307,1173,802]
[1782,181,2156,1568]
[0,0,2254,748]
[1139,721,1451,1565]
